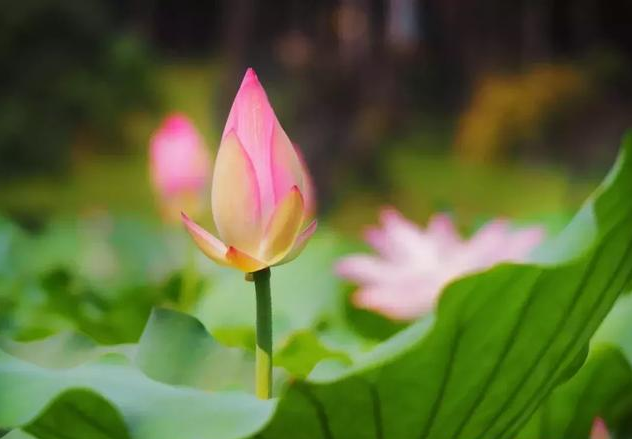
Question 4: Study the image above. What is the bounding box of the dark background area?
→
[1,0,632,222]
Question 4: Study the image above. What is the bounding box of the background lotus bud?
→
[182,68,316,273]
[149,114,211,222]
[591,418,611,439]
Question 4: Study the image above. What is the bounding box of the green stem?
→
[253,268,272,399]
[180,242,198,311]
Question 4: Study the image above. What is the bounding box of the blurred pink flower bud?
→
[182,68,316,273]
[150,114,211,221]
[336,208,544,320]
[591,418,611,439]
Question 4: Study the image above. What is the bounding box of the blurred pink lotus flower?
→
[591,418,611,439]
[150,114,211,221]
[182,68,316,273]
[336,208,544,320]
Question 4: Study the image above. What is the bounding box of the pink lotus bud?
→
[591,418,611,439]
[182,68,316,272]
[150,114,211,221]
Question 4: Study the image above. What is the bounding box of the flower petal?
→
[181,212,228,266]
[352,286,427,321]
[335,255,392,284]
[427,214,461,248]
[226,246,268,273]
[271,122,313,216]
[261,186,305,264]
[292,143,316,220]
[274,219,317,266]
[369,208,433,262]
[222,69,275,158]
[223,68,276,218]
[338,208,545,321]
[211,131,262,255]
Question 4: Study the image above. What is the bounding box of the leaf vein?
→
[471,244,603,439]
[493,231,632,439]
[446,271,542,439]
[295,382,335,439]
[418,324,462,439]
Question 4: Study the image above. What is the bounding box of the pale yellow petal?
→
[181,212,228,266]
[274,219,317,266]
[261,186,305,264]
[211,132,262,255]
[226,246,268,273]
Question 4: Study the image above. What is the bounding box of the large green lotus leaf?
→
[136,308,254,391]
[516,345,632,439]
[274,330,351,377]
[0,331,134,368]
[258,135,632,439]
[0,351,275,439]
[1,308,255,392]
[1,134,632,439]
[23,389,132,439]
[3,430,37,439]
[593,292,632,362]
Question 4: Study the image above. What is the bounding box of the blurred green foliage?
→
[0,62,220,222]
[0,214,184,342]
[331,131,595,235]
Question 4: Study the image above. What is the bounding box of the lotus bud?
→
[182,68,316,272]
[591,418,611,439]
[150,114,211,222]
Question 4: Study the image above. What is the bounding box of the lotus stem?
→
[180,242,198,311]
[253,267,272,399]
